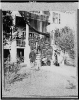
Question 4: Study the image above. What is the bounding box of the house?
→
[3,11,50,66]
[3,11,76,66]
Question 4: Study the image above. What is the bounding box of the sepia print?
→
[1,3,78,98]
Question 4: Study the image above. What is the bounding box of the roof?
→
[19,11,50,22]
[14,11,50,37]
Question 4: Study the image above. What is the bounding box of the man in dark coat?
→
[54,50,59,66]
[29,49,36,67]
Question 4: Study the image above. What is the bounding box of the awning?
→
[19,11,50,38]
[19,11,49,22]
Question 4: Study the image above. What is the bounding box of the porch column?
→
[40,21,42,38]
[24,24,30,66]
[40,11,43,38]
[10,40,17,62]
[51,30,55,66]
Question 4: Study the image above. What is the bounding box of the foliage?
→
[68,49,75,59]
[3,11,13,33]
[4,57,22,86]
[3,11,13,46]
[54,26,75,59]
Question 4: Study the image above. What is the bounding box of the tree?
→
[2,11,13,43]
[2,11,13,89]
[54,26,75,59]
[3,11,13,32]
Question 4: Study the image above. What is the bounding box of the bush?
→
[54,26,74,51]
[54,26,75,59]
[4,57,22,86]
[68,50,75,59]
[64,58,75,66]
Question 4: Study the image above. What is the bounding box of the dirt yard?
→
[2,64,78,98]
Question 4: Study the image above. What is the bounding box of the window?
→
[29,33,32,38]
[53,12,58,24]
[22,31,26,39]
[53,12,60,24]
[59,14,60,24]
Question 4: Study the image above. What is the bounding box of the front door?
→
[17,48,24,62]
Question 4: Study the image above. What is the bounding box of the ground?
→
[2,64,78,98]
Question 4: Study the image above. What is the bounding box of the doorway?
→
[17,48,24,62]
[4,49,10,62]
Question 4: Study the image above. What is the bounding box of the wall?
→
[47,11,76,33]
[60,11,76,31]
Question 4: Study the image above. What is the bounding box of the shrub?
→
[54,26,75,59]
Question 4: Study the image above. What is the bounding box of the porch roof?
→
[19,11,50,38]
[19,11,50,23]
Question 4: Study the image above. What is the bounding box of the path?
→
[2,65,78,98]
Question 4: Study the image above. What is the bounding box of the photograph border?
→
[0,2,78,99]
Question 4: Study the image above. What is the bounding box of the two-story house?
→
[3,11,50,66]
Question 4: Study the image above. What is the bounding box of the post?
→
[24,24,30,67]
[2,17,5,90]
[51,30,55,66]
[39,11,43,38]
[10,40,17,63]
[40,21,42,39]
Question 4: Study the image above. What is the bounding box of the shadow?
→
[66,80,76,89]
[9,73,31,84]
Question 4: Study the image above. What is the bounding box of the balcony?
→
[16,39,25,47]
